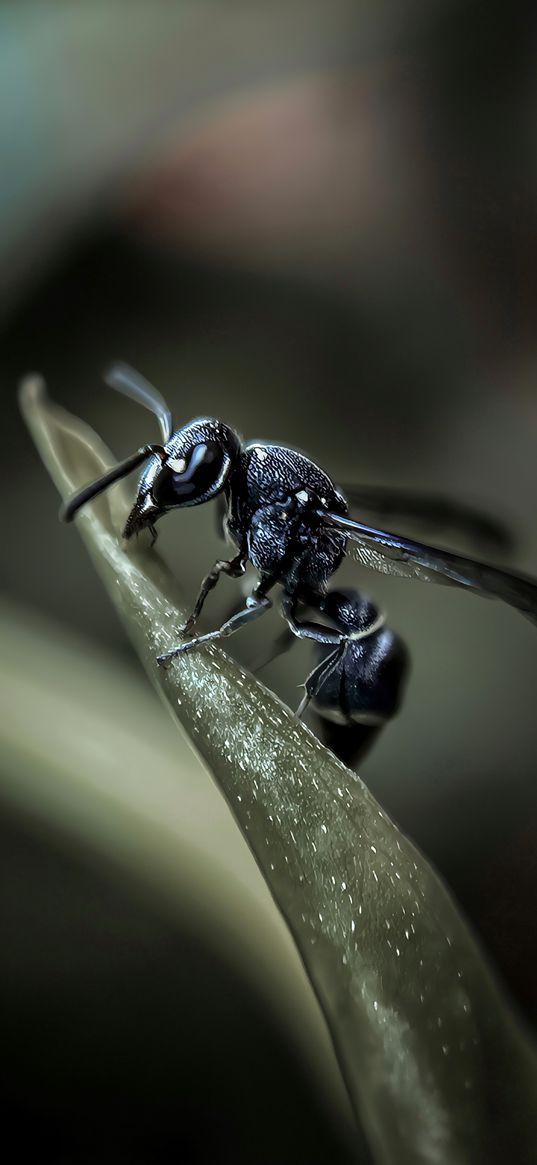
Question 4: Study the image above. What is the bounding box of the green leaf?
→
[21,375,537,1165]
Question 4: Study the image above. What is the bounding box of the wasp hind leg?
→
[296,642,346,718]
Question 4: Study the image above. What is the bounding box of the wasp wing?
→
[339,483,514,555]
[319,511,537,626]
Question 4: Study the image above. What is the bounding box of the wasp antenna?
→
[59,444,165,523]
[104,362,173,444]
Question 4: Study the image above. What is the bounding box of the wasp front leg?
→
[179,552,247,637]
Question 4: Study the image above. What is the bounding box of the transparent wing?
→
[340,483,514,555]
[104,362,173,443]
[320,511,537,626]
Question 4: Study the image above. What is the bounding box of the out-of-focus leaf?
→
[21,376,537,1165]
[0,597,352,1135]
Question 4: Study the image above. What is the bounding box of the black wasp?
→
[61,364,537,766]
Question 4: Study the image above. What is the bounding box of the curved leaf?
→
[21,375,537,1165]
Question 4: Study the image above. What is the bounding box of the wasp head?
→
[122,418,241,540]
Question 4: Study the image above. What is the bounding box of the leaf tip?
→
[18,372,48,419]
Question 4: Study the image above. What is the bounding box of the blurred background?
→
[1,2,536,1161]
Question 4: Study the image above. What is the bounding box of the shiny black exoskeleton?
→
[247,586,409,766]
[308,589,409,765]
[61,363,537,768]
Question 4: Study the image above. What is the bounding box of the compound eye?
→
[152,441,225,507]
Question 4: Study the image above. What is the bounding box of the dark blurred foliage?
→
[1,0,537,1159]
[0,808,358,1164]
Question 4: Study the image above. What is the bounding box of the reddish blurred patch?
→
[119,71,430,276]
